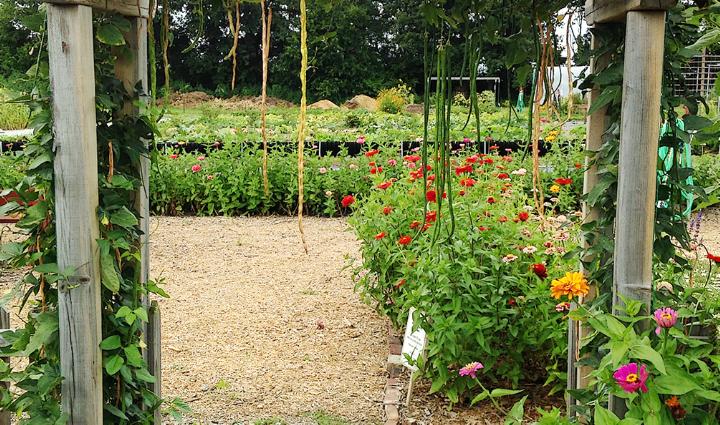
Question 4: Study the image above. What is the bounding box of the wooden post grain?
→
[0,308,9,425]
[147,301,162,423]
[610,10,666,417]
[47,4,103,423]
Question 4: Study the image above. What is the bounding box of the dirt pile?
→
[344,94,378,111]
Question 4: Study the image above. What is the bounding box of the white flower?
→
[319,167,328,174]
[349,164,358,170]
[522,246,538,254]
[325,190,333,197]
[556,215,567,223]
[523,205,534,211]
[656,281,674,293]
[511,168,527,176]
[521,229,532,237]
[502,254,518,263]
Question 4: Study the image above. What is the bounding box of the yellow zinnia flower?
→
[550,184,561,193]
[551,272,590,300]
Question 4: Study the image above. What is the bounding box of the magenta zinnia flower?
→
[459,362,484,379]
[653,307,678,335]
[613,363,649,393]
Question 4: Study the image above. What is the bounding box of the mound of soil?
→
[344,94,378,111]
[309,100,339,109]
[169,91,213,107]
[405,104,425,114]
[211,95,294,109]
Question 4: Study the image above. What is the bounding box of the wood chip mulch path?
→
[150,216,387,424]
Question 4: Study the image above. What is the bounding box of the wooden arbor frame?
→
[568,0,675,418]
[43,0,159,423]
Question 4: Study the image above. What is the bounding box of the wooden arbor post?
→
[45,0,153,422]
[583,0,674,418]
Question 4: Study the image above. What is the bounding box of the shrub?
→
[349,148,581,402]
[0,154,22,189]
[693,154,720,208]
[0,89,29,130]
[477,90,497,114]
[377,83,412,114]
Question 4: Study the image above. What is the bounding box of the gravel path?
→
[150,216,387,424]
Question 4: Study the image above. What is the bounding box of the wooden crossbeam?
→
[585,0,675,24]
[43,0,150,18]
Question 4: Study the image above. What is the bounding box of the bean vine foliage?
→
[0,11,171,423]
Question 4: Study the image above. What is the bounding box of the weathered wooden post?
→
[47,4,104,422]
[45,0,156,421]
[0,307,10,425]
[583,0,673,418]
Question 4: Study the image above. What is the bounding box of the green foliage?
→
[150,145,379,216]
[693,154,720,208]
[349,147,582,401]
[0,153,23,189]
[0,89,30,130]
[377,83,413,114]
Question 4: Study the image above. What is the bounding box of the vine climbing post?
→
[112,3,159,420]
[567,27,611,413]
[47,4,103,422]
[611,9,666,417]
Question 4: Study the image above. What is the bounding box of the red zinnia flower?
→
[365,149,380,157]
[426,190,437,203]
[466,155,479,164]
[497,173,510,179]
[341,195,355,208]
[426,211,437,223]
[455,165,473,175]
[483,158,494,165]
[191,164,202,173]
[478,226,489,232]
[395,279,407,289]
[575,163,583,169]
[170,154,179,159]
[375,232,386,240]
[707,253,720,263]
[404,155,421,162]
[532,263,548,279]
[383,206,392,215]
[377,181,392,190]
[458,190,466,196]
[499,216,508,223]
[554,177,573,186]
[459,178,476,187]
[398,235,412,245]
[487,196,496,204]
[508,298,516,306]
[410,220,421,230]
[489,144,499,151]
[518,211,529,222]
[370,166,383,174]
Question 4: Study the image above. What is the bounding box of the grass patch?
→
[306,410,350,425]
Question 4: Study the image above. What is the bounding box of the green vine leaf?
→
[98,239,121,293]
[100,335,122,350]
[110,207,139,229]
[96,24,126,46]
[105,354,124,375]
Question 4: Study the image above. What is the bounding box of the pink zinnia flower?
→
[191,164,202,173]
[459,362,484,379]
[388,159,397,166]
[653,307,678,335]
[613,363,649,393]
[197,156,206,161]
[356,136,366,144]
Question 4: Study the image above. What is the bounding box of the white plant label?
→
[401,308,426,371]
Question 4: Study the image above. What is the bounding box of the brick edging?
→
[384,323,404,425]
